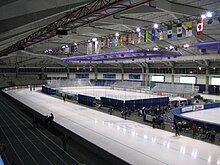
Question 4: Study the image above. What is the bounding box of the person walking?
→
[174,121,181,136]
[63,94,66,102]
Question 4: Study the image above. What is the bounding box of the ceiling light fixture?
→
[136,27,141,32]
[206,11,213,18]
[201,14,206,19]
[92,38,97,42]
[154,23,159,29]
[115,32,119,37]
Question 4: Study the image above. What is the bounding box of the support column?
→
[142,66,146,85]
[171,67,175,85]
[120,64,124,81]
[95,65,98,81]
[15,63,19,78]
[144,63,149,86]
[205,67,209,93]
[40,67,45,80]
[66,66,70,79]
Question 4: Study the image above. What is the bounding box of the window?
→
[75,74,89,78]
[180,76,196,84]
[211,77,220,85]
[129,74,140,79]
[152,75,164,82]
[103,74,116,79]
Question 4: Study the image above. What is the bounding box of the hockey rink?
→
[181,107,220,125]
[4,88,220,165]
[59,86,164,100]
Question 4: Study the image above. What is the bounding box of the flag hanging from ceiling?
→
[177,23,182,38]
[137,32,141,43]
[151,29,156,41]
[94,41,99,54]
[114,36,119,47]
[144,29,148,42]
[186,21,193,37]
[125,34,129,45]
[101,39,104,49]
[197,19,203,35]
[119,35,123,46]
[167,25,172,39]
[130,33,134,44]
[109,36,113,48]
[158,28,164,40]
[72,45,78,53]
[105,37,108,48]
[87,42,92,54]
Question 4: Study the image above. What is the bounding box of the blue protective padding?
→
[41,86,57,95]
[125,97,169,110]
[78,94,95,107]
[100,97,124,109]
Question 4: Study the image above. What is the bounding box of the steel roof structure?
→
[0,0,220,69]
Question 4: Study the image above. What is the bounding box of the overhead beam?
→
[16,58,45,66]
[95,15,149,28]
[120,5,161,14]
[17,51,69,67]
[0,0,153,57]
[154,0,205,16]
[203,59,209,67]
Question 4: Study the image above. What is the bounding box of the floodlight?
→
[154,23,159,29]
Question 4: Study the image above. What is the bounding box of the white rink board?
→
[181,107,220,125]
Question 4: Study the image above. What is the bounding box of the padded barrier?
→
[78,94,95,107]
[100,97,124,109]
[125,97,169,110]
[41,86,57,95]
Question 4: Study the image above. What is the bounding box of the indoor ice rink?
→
[4,87,220,165]
[1,0,220,165]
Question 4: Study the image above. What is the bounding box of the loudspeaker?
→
[201,49,206,53]
[18,47,24,50]
[56,29,67,35]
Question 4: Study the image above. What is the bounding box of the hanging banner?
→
[167,25,172,39]
[101,39,104,49]
[109,37,113,48]
[119,35,123,46]
[105,37,108,48]
[87,42,92,54]
[186,21,193,37]
[94,41,99,54]
[158,28,163,40]
[125,34,129,45]
[177,23,182,38]
[114,36,119,47]
[131,33,135,44]
[197,19,203,35]
[151,29,156,41]
[64,47,70,54]
[137,32,141,43]
[144,29,148,42]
